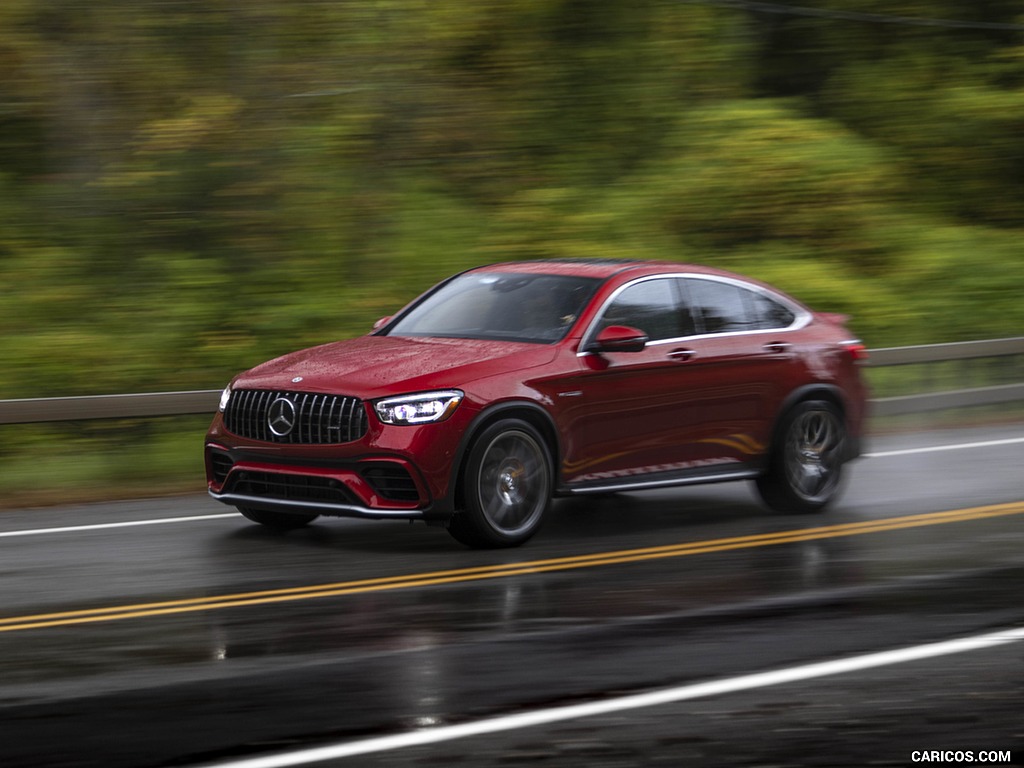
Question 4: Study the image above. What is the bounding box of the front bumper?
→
[208,491,430,521]
[206,450,434,520]
[204,406,471,524]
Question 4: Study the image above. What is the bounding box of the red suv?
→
[205,259,867,547]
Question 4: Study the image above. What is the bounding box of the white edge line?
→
[0,513,239,538]
[865,436,1024,459]
[194,626,1024,768]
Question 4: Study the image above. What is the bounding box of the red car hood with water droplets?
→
[232,334,558,399]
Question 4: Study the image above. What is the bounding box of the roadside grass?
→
[0,416,209,509]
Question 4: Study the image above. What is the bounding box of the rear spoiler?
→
[816,312,850,326]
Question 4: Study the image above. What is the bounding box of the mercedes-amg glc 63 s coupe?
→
[205,259,868,547]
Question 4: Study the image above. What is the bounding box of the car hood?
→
[232,335,559,399]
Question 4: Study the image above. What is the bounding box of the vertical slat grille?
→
[224,389,368,444]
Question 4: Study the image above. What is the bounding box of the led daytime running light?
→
[375,390,463,425]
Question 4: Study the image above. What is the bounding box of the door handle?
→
[668,348,695,362]
[763,342,791,354]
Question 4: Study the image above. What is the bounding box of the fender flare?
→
[425,400,561,524]
[769,384,861,464]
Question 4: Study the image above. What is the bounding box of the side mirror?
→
[584,325,649,354]
[372,316,392,332]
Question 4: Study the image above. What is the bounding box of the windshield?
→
[385,272,602,344]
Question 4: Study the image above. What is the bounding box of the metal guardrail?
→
[0,390,221,425]
[1,337,1022,425]
[866,337,1024,417]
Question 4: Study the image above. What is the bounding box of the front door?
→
[559,276,704,485]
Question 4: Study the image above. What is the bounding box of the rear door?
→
[677,276,807,464]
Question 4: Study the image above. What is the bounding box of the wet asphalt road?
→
[346,637,1024,768]
[0,424,1022,767]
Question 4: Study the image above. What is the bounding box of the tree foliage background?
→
[2,0,1024,399]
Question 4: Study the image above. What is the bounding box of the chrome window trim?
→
[578,272,812,355]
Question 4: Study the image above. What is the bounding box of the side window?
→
[597,278,689,342]
[684,279,756,334]
[746,290,797,330]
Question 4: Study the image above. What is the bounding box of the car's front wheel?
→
[237,506,319,530]
[756,400,846,514]
[448,419,552,548]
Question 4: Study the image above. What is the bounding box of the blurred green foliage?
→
[2,0,1024,400]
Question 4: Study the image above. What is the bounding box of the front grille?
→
[362,465,420,502]
[224,389,368,444]
[226,470,359,506]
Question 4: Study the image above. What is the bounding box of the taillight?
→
[843,340,868,362]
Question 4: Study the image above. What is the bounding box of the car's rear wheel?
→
[756,400,846,514]
[448,419,552,548]
[237,506,319,530]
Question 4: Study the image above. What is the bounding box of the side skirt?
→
[557,466,761,497]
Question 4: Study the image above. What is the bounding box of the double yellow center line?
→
[3,501,1023,633]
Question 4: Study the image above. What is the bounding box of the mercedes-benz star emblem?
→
[267,397,297,437]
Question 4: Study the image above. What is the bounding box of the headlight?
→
[218,385,232,412]
[374,390,463,426]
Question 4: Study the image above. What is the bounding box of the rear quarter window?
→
[684,278,797,334]
[745,289,797,330]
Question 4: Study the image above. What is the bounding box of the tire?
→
[448,419,553,548]
[237,506,319,530]
[756,400,846,514]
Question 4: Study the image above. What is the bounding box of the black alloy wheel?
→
[756,400,846,514]
[448,419,553,548]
